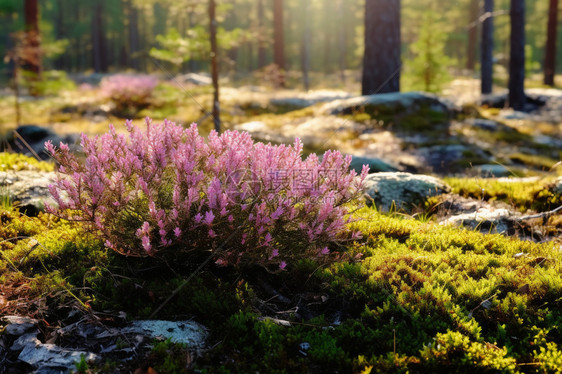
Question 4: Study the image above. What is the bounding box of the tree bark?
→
[153,3,167,37]
[127,0,140,70]
[273,0,285,85]
[466,0,479,70]
[338,0,347,83]
[54,0,65,70]
[210,0,221,133]
[323,0,332,74]
[257,0,267,69]
[544,0,558,86]
[481,0,494,94]
[361,0,401,95]
[24,0,42,78]
[92,0,108,73]
[301,0,311,91]
[508,0,525,111]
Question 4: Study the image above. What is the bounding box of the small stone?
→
[3,316,39,337]
[5,323,37,336]
[0,171,57,215]
[11,332,40,351]
[122,320,207,349]
[441,207,514,234]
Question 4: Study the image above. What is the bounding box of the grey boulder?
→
[364,172,450,212]
[0,171,56,215]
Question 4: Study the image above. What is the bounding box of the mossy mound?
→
[320,92,451,134]
[445,176,561,213]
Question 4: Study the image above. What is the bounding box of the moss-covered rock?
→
[319,91,451,133]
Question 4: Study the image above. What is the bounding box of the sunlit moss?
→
[1,197,562,372]
[445,176,561,212]
[0,152,54,172]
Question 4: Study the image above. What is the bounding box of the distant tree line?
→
[0,0,560,105]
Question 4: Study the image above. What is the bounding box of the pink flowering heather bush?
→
[46,118,368,271]
[100,74,159,116]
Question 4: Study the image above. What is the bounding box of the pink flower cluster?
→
[100,74,158,112]
[46,118,368,270]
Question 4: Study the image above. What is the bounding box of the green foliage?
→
[533,342,562,372]
[419,330,517,372]
[0,152,54,172]
[146,338,191,374]
[22,70,76,96]
[150,26,249,70]
[73,355,89,374]
[404,10,454,93]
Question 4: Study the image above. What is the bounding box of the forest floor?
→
[0,75,561,373]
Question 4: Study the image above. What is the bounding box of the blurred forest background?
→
[0,0,559,92]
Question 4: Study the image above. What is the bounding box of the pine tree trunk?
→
[466,0,479,70]
[338,0,347,84]
[361,0,401,95]
[128,0,140,70]
[273,0,285,87]
[24,0,42,79]
[323,0,332,74]
[481,0,494,94]
[544,0,558,86]
[187,10,198,72]
[209,0,221,133]
[301,0,311,91]
[257,0,267,69]
[92,0,108,73]
[54,0,65,70]
[508,0,525,110]
[153,3,167,37]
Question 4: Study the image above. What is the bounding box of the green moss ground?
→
[0,153,54,172]
[445,177,561,213]
[1,203,561,373]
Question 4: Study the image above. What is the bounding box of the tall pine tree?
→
[362,0,401,95]
[544,0,558,86]
[24,0,41,78]
[273,0,285,87]
[508,0,525,110]
[481,0,494,94]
